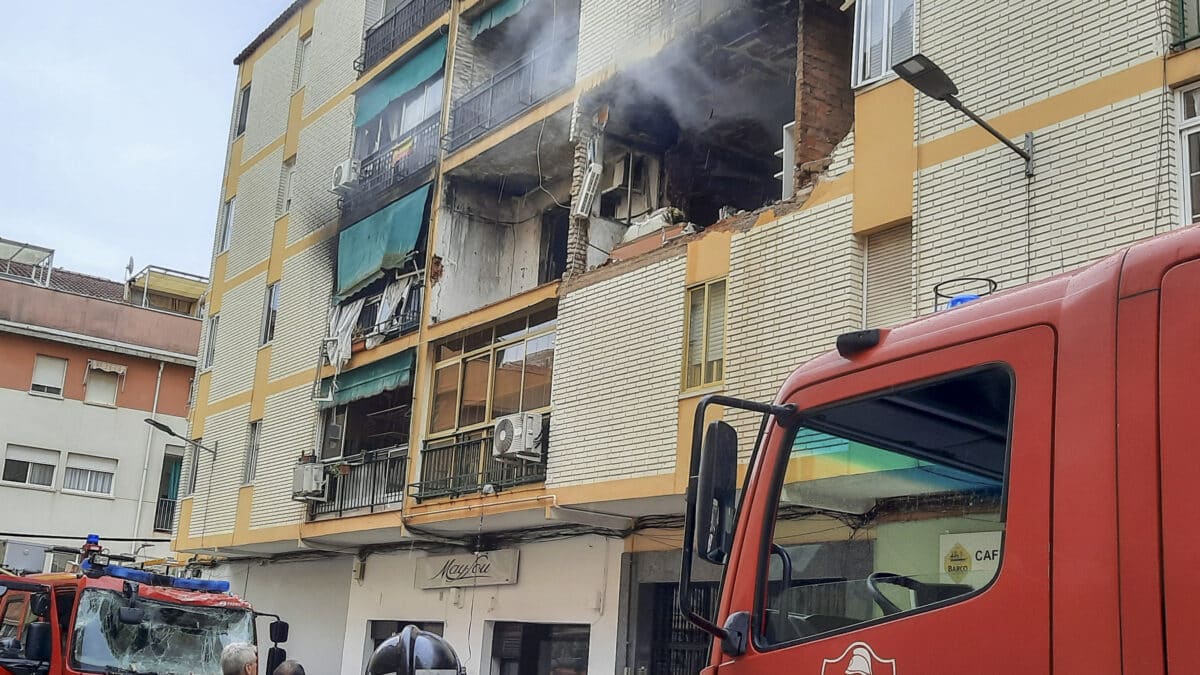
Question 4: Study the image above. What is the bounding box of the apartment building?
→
[0,238,204,572]
[180,0,1200,671]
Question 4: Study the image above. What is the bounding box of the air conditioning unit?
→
[292,462,328,502]
[492,413,544,463]
[330,159,357,196]
[571,162,603,217]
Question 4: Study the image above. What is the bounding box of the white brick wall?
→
[915,0,1167,142]
[304,0,368,116]
[826,128,854,179]
[913,89,1178,309]
[227,148,285,278]
[251,385,317,528]
[574,0,700,82]
[188,403,252,537]
[547,257,687,486]
[289,98,354,245]
[208,272,265,402]
[269,240,335,381]
[724,197,860,450]
[243,28,300,157]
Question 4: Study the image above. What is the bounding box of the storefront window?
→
[490,622,589,675]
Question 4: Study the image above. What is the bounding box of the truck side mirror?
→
[118,606,145,625]
[266,646,287,674]
[695,420,738,565]
[23,622,51,662]
[269,620,289,643]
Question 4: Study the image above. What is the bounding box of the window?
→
[235,83,251,136]
[354,74,444,161]
[31,354,67,396]
[280,160,297,214]
[1180,86,1200,225]
[851,0,915,87]
[218,198,235,253]
[185,441,201,496]
[2,445,58,487]
[204,315,219,369]
[683,280,726,389]
[369,620,444,650]
[261,283,280,345]
[489,622,589,675]
[864,222,913,327]
[321,388,413,460]
[0,597,31,640]
[243,422,261,484]
[63,454,117,495]
[429,308,556,434]
[84,365,121,407]
[294,37,312,91]
[759,366,1011,647]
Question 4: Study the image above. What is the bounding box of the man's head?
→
[220,643,258,675]
[272,660,305,675]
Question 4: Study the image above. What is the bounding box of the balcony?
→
[412,421,548,501]
[448,44,577,152]
[357,0,452,73]
[153,498,176,533]
[344,116,441,223]
[310,448,409,519]
[352,277,423,342]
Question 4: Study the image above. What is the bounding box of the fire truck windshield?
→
[70,588,254,674]
[759,365,1012,647]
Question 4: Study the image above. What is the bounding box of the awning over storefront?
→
[470,0,531,38]
[335,182,432,301]
[321,349,414,408]
[355,36,448,126]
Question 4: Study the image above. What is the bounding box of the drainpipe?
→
[131,360,165,555]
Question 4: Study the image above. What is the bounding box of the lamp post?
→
[143,418,216,456]
[894,54,1035,177]
[143,418,218,549]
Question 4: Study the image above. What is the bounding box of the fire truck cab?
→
[0,538,288,675]
[681,225,1200,674]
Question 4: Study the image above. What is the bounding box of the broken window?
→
[320,387,413,460]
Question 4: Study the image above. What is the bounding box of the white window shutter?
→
[85,370,119,406]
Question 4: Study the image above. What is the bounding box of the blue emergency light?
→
[79,535,231,593]
[947,293,979,308]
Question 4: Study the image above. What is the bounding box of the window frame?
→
[282,160,297,214]
[243,421,261,484]
[1,448,57,489]
[83,368,120,407]
[1178,84,1200,227]
[850,0,916,89]
[62,454,118,497]
[294,36,312,91]
[354,73,445,162]
[218,198,235,253]
[427,309,556,439]
[752,364,1016,652]
[30,354,68,398]
[235,83,251,137]
[261,283,280,346]
[204,315,219,370]
[681,279,727,391]
[184,441,201,496]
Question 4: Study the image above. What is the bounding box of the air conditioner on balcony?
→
[330,159,357,196]
[292,462,328,502]
[492,413,543,463]
[571,162,604,217]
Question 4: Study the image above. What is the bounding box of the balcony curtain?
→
[355,35,448,126]
[328,297,366,369]
[366,274,416,349]
[469,0,531,38]
[335,182,432,301]
[320,348,415,408]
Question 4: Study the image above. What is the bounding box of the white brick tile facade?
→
[547,257,687,486]
[226,148,284,278]
[187,403,251,537]
[208,272,265,402]
[251,385,317,528]
[289,98,354,245]
[575,0,700,82]
[269,240,334,381]
[304,0,367,116]
[243,29,300,157]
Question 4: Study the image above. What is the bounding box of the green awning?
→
[355,35,448,126]
[470,0,531,38]
[322,349,415,408]
[336,183,432,301]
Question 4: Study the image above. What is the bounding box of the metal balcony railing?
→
[346,115,440,216]
[153,498,177,532]
[351,281,423,341]
[412,418,548,501]
[447,44,577,151]
[357,0,451,73]
[310,448,409,519]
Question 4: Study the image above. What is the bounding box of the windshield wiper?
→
[104,667,159,675]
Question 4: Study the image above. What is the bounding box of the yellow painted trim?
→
[209,254,229,314]
[853,79,915,234]
[283,90,306,161]
[442,88,577,173]
[234,485,255,534]
[917,57,1163,171]
[191,372,213,438]
[171,497,194,551]
[626,528,682,553]
[284,222,337,256]
[224,260,269,291]
[299,2,317,38]
[224,137,244,202]
[800,170,854,211]
[342,332,421,372]
[202,390,254,420]
[685,230,731,285]
[267,216,290,284]
[266,367,319,397]
[237,12,302,87]
[425,282,559,341]
[250,346,272,420]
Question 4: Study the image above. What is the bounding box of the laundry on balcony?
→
[327,297,366,369]
[366,274,418,349]
[320,348,415,408]
[469,0,531,38]
[336,182,432,301]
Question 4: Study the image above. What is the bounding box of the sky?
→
[0,2,292,281]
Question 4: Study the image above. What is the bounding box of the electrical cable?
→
[0,533,171,542]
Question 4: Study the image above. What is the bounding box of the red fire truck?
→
[0,537,288,675]
[681,225,1200,673]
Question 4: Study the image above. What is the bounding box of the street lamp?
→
[894,54,1035,177]
[143,418,216,456]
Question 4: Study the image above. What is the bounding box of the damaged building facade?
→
[180,0,1198,671]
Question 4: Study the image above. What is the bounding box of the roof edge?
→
[234,0,306,66]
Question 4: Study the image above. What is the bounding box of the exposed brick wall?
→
[795,0,854,188]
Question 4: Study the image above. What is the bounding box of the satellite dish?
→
[126,257,135,278]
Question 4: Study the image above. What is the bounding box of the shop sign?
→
[417,550,519,589]
[939,531,1003,585]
